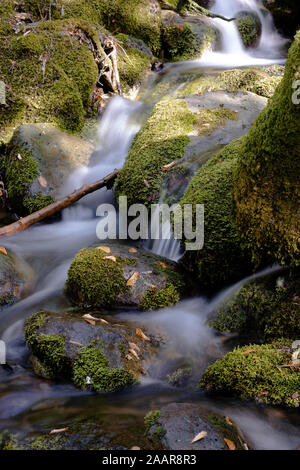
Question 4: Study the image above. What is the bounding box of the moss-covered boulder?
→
[178,139,254,288]
[161,10,217,61]
[235,12,262,48]
[234,31,300,267]
[2,124,94,215]
[0,248,35,309]
[22,0,162,54]
[65,244,187,310]
[201,340,300,407]
[144,404,249,450]
[25,309,161,390]
[210,268,300,342]
[114,88,267,210]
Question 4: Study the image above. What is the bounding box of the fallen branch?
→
[0,168,120,237]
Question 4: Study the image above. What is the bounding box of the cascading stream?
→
[0,0,296,450]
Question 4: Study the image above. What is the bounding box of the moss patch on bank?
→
[210,268,300,342]
[114,97,197,207]
[201,340,300,407]
[179,139,253,288]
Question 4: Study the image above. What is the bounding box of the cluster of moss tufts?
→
[73,342,136,392]
[140,282,180,311]
[200,340,300,407]
[235,13,262,48]
[25,312,66,377]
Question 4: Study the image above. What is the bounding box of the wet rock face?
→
[262,0,299,38]
[25,309,161,390]
[0,250,34,309]
[3,124,94,215]
[145,403,248,450]
[65,243,188,311]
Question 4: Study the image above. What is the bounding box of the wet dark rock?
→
[25,309,162,391]
[145,403,249,450]
[0,250,35,309]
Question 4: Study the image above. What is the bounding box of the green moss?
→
[65,248,128,308]
[116,34,151,92]
[211,269,300,342]
[114,98,197,207]
[25,311,66,376]
[73,342,136,392]
[201,340,300,407]
[2,146,53,214]
[140,282,180,311]
[144,410,161,434]
[0,431,19,450]
[234,31,300,267]
[179,139,253,288]
[235,14,261,48]
[163,22,215,61]
[23,193,55,214]
[0,1,15,36]
[217,69,282,98]
[0,19,98,140]
[167,366,193,386]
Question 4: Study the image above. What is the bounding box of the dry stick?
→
[0,168,120,237]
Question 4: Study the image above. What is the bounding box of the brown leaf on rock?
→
[98,246,111,254]
[162,161,176,171]
[129,247,138,253]
[50,427,68,435]
[225,416,233,426]
[191,431,207,443]
[224,438,236,450]
[38,175,48,188]
[242,348,256,355]
[0,247,7,256]
[136,328,150,341]
[127,272,139,287]
[129,348,140,360]
[105,255,117,263]
[129,342,140,352]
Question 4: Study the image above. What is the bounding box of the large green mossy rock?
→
[210,268,300,342]
[2,124,94,215]
[65,243,187,311]
[144,404,249,450]
[179,139,254,288]
[234,31,300,267]
[22,0,162,53]
[25,309,160,391]
[201,340,300,407]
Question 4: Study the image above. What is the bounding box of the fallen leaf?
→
[131,446,140,450]
[127,272,139,287]
[292,392,299,400]
[98,246,111,254]
[50,428,68,435]
[0,247,7,256]
[129,342,140,352]
[129,348,140,360]
[225,416,233,426]
[162,161,176,171]
[69,340,83,347]
[224,438,236,450]
[125,354,134,361]
[105,256,117,263]
[136,328,150,341]
[37,175,47,188]
[143,180,150,188]
[191,431,207,443]
[82,314,109,326]
[84,318,95,326]
[17,153,22,160]
[99,318,109,325]
[129,247,137,253]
